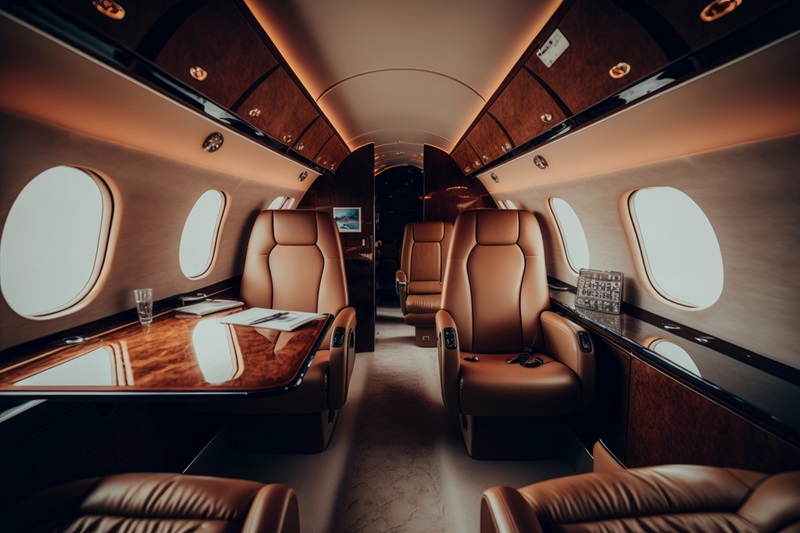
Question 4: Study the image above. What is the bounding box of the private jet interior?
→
[1,0,799,531]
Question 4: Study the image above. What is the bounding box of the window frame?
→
[547,197,590,275]
[179,189,229,280]
[0,166,116,320]
[622,187,724,310]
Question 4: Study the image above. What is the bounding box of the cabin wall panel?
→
[0,114,298,351]
[298,145,375,352]
[509,135,800,370]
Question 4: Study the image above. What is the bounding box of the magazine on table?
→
[219,307,326,331]
[174,299,244,316]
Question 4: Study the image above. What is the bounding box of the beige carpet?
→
[187,306,585,532]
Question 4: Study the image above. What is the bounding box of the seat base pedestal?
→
[461,414,562,459]
[415,327,436,347]
[228,410,338,454]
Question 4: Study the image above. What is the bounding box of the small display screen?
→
[575,268,623,315]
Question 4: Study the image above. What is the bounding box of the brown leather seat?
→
[395,221,453,346]
[436,210,595,458]
[205,209,356,452]
[3,473,299,533]
[481,465,800,533]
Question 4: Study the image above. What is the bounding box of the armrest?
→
[480,486,543,533]
[541,311,595,411]
[395,270,408,314]
[327,306,357,410]
[435,309,461,414]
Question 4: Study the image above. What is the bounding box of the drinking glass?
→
[133,288,153,325]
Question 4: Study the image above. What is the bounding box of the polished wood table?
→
[0,309,332,398]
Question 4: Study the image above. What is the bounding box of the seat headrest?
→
[273,210,318,245]
[475,210,520,245]
[412,222,446,242]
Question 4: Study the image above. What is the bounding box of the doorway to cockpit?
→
[375,166,423,307]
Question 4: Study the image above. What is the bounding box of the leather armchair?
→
[481,465,800,533]
[436,209,595,458]
[395,221,453,346]
[206,209,356,452]
[3,473,300,533]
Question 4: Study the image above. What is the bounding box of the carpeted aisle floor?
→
[186,306,585,532]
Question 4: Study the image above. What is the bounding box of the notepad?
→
[174,299,244,316]
[219,308,326,331]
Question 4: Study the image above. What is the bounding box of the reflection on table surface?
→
[0,309,330,396]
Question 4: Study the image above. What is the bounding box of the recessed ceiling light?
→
[93,0,125,20]
[248,108,261,118]
[700,0,742,22]
[540,113,553,123]
[190,66,208,81]
[533,155,548,169]
[491,173,500,183]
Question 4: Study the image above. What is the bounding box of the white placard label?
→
[536,28,570,68]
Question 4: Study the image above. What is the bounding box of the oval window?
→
[628,187,723,308]
[549,198,590,273]
[267,196,286,210]
[179,190,227,279]
[0,166,113,318]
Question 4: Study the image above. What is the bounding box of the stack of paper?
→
[219,308,326,331]
[174,299,243,316]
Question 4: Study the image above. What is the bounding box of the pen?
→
[247,311,289,325]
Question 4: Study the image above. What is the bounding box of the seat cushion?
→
[459,354,581,416]
[4,473,299,533]
[406,293,441,314]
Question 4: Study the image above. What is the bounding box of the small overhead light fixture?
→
[540,113,553,123]
[491,173,500,183]
[501,142,512,153]
[473,160,481,168]
[481,155,489,162]
[298,171,308,182]
[296,142,305,151]
[533,155,548,169]
[282,134,293,143]
[700,0,742,22]
[202,132,224,153]
[609,62,631,79]
[93,0,125,20]
[190,66,208,81]
[248,108,261,118]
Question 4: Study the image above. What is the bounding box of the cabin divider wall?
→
[299,144,376,352]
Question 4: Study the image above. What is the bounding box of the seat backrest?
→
[240,209,348,315]
[442,210,549,354]
[399,221,453,294]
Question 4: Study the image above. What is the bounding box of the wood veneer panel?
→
[299,145,375,352]
[43,0,182,50]
[292,116,333,160]
[526,0,667,115]
[489,70,567,146]
[239,68,318,147]
[627,358,800,473]
[450,141,482,175]
[465,114,512,167]
[314,136,350,172]
[423,145,495,223]
[155,0,278,108]
[643,0,789,51]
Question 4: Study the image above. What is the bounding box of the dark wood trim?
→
[608,0,691,61]
[134,0,210,60]
[550,293,800,447]
[232,0,351,162]
[230,64,282,112]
